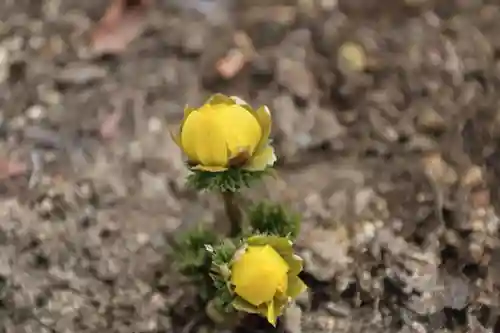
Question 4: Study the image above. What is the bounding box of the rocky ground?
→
[1,0,500,332]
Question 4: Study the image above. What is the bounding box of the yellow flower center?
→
[231,245,289,306]
[180,103,262,167]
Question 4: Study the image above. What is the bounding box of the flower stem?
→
[222,191,243,237]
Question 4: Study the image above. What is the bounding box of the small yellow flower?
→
[171,94,276,172]
[229,236,307,326]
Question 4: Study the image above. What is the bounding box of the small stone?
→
[299,226,352,281]
[233,31,255,57]
[325,302,350,317]
[442,276,469,310]
[461,165,484,187]
[406,134,439,152]
[276,58,316,100]
[337,42,367,74]
[181,22,208,55]
[55,63,107,85]
[147,117,163,133]
[136,232,150,245]
[38,85,63,105]
[421,153,457,185]
[10,116,27,130]
[284,302,302,333]
[416,108,446,133]
[38,197,54,214]
[469,242,484,262]
[320,0,338,10]
[26,105,46,120]
[139,171,167,198]
[310,107,346,145]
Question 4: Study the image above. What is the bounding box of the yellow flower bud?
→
[229,237,307,326]
[171,94,276,172]
[231,245,289,307]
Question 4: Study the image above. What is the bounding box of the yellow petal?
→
[216,105,262,158]
[171,106,195,150]
[178,106,196,138]
[229,95,249,106]
[231,245,289,306]
[244,145,276,171]
[266,299,278,327]
[181,108,228,167]
[230,96,253,113]
[287,275,307,299]
[246,235,303,275]
[179,110,203,162]
[277,269,288,294]
[253,105,272,153]
[247,235,293,254]
[285,254,303,276]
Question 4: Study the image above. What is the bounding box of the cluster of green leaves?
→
[247,201,300,241]
[186,168,271,192]
[206,240,239,314]
[170,226,219,301]
[171,201,302,323]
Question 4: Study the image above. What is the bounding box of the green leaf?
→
[171,226,219,277]
[247,235,293,256]
[287,275,307,299]
[247,202,301,240]
[211,239,237,266]
[284,254,303,276]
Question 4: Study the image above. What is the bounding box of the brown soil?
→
[1,0,500,332]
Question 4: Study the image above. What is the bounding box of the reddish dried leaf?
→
[0,158,27,180]
[90,0,152,55]
[216,48,246,79]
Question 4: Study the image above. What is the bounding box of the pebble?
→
[406,134,439,152]
[337,42,367,74]
[147,117,163,133]
[277,58,316,100]
[421,152,457,185]
[310,107,346,145]
[284,302,302,333]
[55,63,107,85]
[461,165,484,187]
[181,21,208,55]
[416,107,446,133]
[26,105,46,120]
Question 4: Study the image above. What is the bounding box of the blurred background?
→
[0,0,500,332]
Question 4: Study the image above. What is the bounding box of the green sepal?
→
[186,168,271,193]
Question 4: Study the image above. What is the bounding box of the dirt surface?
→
[1,0,500,332]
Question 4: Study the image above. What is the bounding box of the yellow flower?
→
[171,94,276,172]
[230,236,307,326]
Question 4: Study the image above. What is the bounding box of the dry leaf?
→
[216,48,246,79]
[0,158,27,180]
[90,0,151,55]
